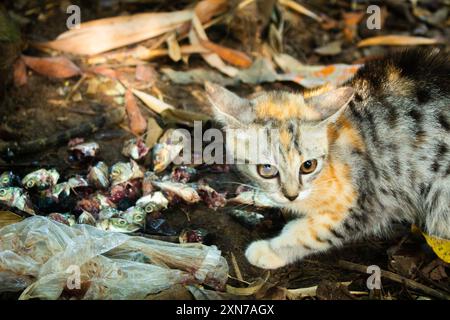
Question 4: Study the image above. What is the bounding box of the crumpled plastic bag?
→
[0,216,228,300]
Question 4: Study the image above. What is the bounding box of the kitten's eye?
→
[300,159,318,174]
[257,164,279,178]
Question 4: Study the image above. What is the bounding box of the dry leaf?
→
[125,89,147,135]
[342,11,364,41]
[161,67,235,85]
[422,232,450,263]
[195,0,228,23]
[88,66,118,79]
[135,64,157,85]
[357,35,441,47]
[13,57,27,87]
[274,53,360,88]
[87,44,209,65]
[284,285,318,299]
[279,0,322,22]
[413,6,448,27]
[177,0,228,36]
[22,55,81,79]
[314,40,342,56]
[320,16,339,30]
[160,108,211,126]
[199,40,252,68]
[0,211,23,228]
[39,11,194,55]
[145,117,163,149]
[190,14,239,77]
[132,88,174,114]
[166,32,181,62]
[226,272,269,296]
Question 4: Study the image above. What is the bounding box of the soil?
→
[0,0,448,300]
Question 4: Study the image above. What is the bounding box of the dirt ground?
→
[0,0,449,300]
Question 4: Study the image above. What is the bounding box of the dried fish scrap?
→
[171,166,198,183]
[96,218,141,233]
[22,168,59,190]
[179,228,210,244]
[0,187,35,215]
[120,206,146,227]
[98,207,121,220]
[110,160,144,185]
[122,138,150,160]
[194,183,227,210]
[142,171,158,195]
[75,193,115,216]
[69,141,99,159]
[152,180,200,203]
[67,175,89,189]
[109,179,142,206]
[228,209,265,229]
[48,212,76,226]
[78,210,96,225]
[152,128,186,173]
[0,171,19,188]
[50,182,71,198]
[87,161,110,189]
[227,190,275,208]
[48,176,88,200]
[135,191,169,213]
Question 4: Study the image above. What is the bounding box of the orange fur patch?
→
[279,129,291,147]
[329,116,366,152]
[254,94,320,121]
[386,65,415,96]
[304,158,356,223]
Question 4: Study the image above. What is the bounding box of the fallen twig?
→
[338,260,450,300]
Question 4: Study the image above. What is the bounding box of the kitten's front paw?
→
[245,240,286,269]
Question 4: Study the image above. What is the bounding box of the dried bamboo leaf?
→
[357,35,441,47]
[190,14,239,77]
[200,40,252,68]
[132,88,175,114]
[125,89,147,135]
[22,55,81,79]
[279,0,322,22]
[145,117,163,149]
[166,32,181,62]
[39,11,194,55]
[0,211,23,228]
[226,272,269,296]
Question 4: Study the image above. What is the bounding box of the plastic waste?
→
[0,216,228,299]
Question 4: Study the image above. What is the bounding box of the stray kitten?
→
[205,49,450,269]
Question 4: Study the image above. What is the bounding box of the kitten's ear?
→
[205,82,254,127]
[308,87,355,123]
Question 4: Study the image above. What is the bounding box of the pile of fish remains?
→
[0,138,274,242]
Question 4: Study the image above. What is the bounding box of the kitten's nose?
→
[285,193,299,201]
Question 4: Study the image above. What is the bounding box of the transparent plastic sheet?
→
[0,271,34,293]
[0,216,228,300]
